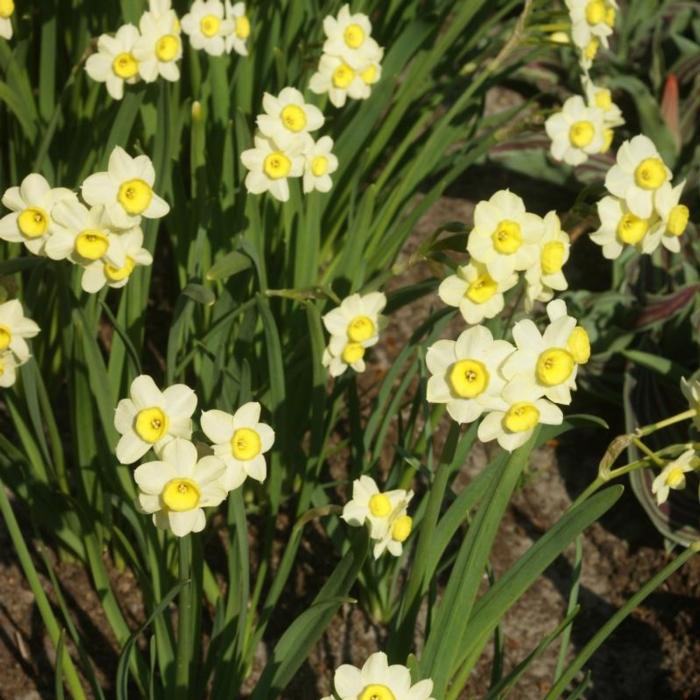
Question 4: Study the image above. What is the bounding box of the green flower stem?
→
[630,436,665,468]
[175,535,194,699]
[636,407,697,437]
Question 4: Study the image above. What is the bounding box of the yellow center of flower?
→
[391,515,412,542]
[280,104,307,132]
[112,52,139,79]
[466,272,498,304]
[616,212,649,244]
[492,220,522,254]
[347,315,375,342]
[536,348,574,386]
[449,359,489,399]
[601,128,614,154]
[0,325,11,351]
[503,402,540,432]
[594,88,612,110]
[104,256,136,282]
[605,6,616,26]
[634,157,666,190]
[585,0,606,24]
[18,207,49,238]
[162,478,201,512]
[368,493,392,517]
[541,241,566,274]
[0,0,14,19]
[667,205,689,236]
[263,152,291,179]
[134,407,169,443]
[567,326,591,364]
[231,427,261,460]
[332,63,355,89]
[569,120,595,148]
[665,466,686,489]
[117,178,153,215]
[235,15,250,39]
[200,14,221,37]
[311,156,328,177]
[360,64,378,85]
[344,23,365,48]
[156,34,180,61]
[75,229,109,260]
[584,38,599,60]
[342,342,365,364]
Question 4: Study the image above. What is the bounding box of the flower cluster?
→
[241,87,339,202]
[115,374,274,536]
[341,476,413,559]
[309,4,384,108]
[85,0,249,101]
[427,300,591,451]
[321,291,387,377]
[565,0,617,72]
[590,134,690,258]
[320,652,435,700]
[439,190,571,319]
[0,0,14,40]
[0,146,167,293]
[0,299,39,388]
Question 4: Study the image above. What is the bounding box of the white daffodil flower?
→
[81,146,169,229]
[0,0,14,40]
[321,4,382,69]
[240,135,304,202]
[0,350,21,388]
[133,9,183,83]
[545,96,606,166]
[134,438,228,537]
[502,309,578,405]
[546,299,591,365]
[0,174,77,256]
[256,87,325,151]
[590,194,657,259]
[302,136,339,194]
[200,402,275,491]
[426,325,514,424]
[651,449,696,506]
[0,299,40,363]
[582,77,624,128]
[604,135,673,219]
[525,211,570,309]
[181,0,233,57]
[644,181,689,254]
[371,492,414,560]
[224,1,250,56]
[114,374,197,464]
[681,370,700,430]
[329,652,436,700]
[85,24,141,101]
[438,260,518,326]
[309,53,368,108]
[566,0,615,52]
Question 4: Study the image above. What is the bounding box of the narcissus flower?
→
[0,299,40,363]
[256,87,325,151]
[0,350,20,388]
[426,325,514,424]
[604,135,672,219]
[466,190,541,281]
[478,378,563,451]
[438,261,518,325]
[582,77,624,128]
[0,0,14,40]
[0,174,77,256]
[525,211,570,308]
[200,402,275,490]
[545,96,606,166]
[651,449,696,506]
[502,304,578,405]
[181,0,232,56]
[240,135,304,202]
[681,370,700,430]
[590,195,655,259]
[134,438,228,536]
[81,146,169,229]
[546,299,591,365]
[322,4,381,69]
[302,136,339,194]
[309,53,367,108]
[566,0,615,53]
[133,8,183,82]
[224,1,250,56]
[114,374,197,464]
[645,181,690,254]
[85,24,141,101]
[324,651,435,700]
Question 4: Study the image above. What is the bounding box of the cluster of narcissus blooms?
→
[321,292,387,377]
[0,146,167,292]
[439,190,571,319]
[565,0,617,72]
[341,476,414,559]
[115,375,274,536]
[0,0,14,40]
[309,4,384,108]
[86,0,250,100]
[320,652,435,700]
[0,300,39,388]
[590,134,690,258]
[427,300,591,451]
[241,87,339,202]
